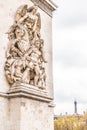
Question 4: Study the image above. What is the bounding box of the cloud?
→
[52,0,87,114]
[53,0,87,28]
[53,24,87,68]
[56,49,87,68]
[53,61,87,114]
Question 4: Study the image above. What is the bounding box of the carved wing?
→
[15,5,28,23]
[36,13,41,32]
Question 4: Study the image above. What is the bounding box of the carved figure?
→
[12,60,23,82]
[5,4,46,89]
[39,67,46,89]
[22,67,30,84]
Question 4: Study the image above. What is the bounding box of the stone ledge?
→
[0,91,53,103]
[6,83,53,103]
[48,101,55,108]
[8,91,52,103]
[31,0,57,17]
[0,92,8,98]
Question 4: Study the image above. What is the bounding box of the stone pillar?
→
[0,0,57,130]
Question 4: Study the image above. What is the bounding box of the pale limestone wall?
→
[9,98,21,130]
[9,97,54,130]
[0,97,9,130]
[20,98,54,130]
[0,0,56,129]
[40,9,53,98]
[0,0,53,97]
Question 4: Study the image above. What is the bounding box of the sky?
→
[52,0,87,115]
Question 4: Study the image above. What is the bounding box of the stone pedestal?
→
[0,0,57,130]
[8,86,54,130]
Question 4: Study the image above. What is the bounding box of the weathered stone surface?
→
[5,4,47,90]
[9,97,54,130]
[0,0,57,130]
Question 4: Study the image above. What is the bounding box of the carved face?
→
[15,27,25,38]
[32,8,37,14]
[35,40,41,48]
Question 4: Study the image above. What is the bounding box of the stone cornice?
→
[31,0,57,17]
[0,90,53,103]
[1,83,53,103]
[40,0,57,11]
[8,90,53,103]
[0,92,8,98]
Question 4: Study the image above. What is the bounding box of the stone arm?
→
[6,40,18,58]
[40,47,47,63]
[18,13,29,23]
[40,71,46,79]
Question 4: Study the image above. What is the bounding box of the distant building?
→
[54,115,58,120]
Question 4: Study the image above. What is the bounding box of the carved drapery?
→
[5,5,46,89]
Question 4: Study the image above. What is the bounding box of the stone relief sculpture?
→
[5,4,46,89]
